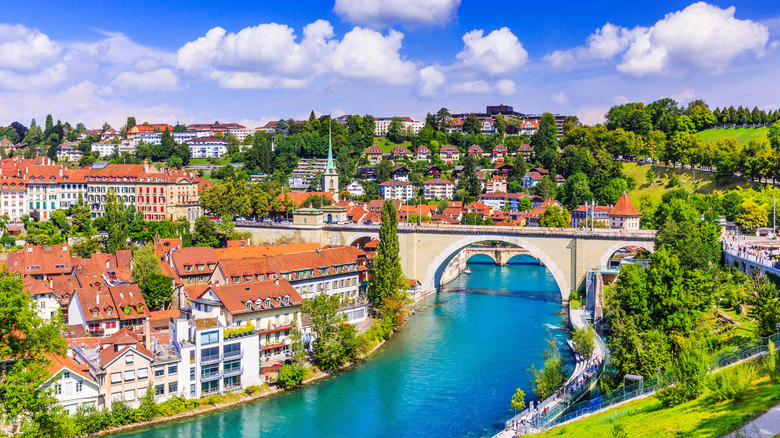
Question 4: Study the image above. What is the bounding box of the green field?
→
[188,157,231,166]
[536,370,780,438]
[372,137,412,153]
[623,162,760,205]
[697,127,770,145]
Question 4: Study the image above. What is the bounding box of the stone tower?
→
[322,122,339,201]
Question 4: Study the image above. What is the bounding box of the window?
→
[189,384,195,397]
[63,371,70,379]
[199,331,219,345]
[125,354,134,364]
[168,365,177,374]
[154,367,164,377]
[137,367,148,380]
[169,382,178,394]
[111,373,122,384]
[105,321,117,329]
[54,383,62,395]
[124,390,136,401]
[190,367,195,380]
[201,346,220,362]
[223,343,241,358]
[124,370,135,381]
[155,385,165,396]
[224,360,241,374]
[76,381,82,392]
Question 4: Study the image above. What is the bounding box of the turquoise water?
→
[112,254,569,438]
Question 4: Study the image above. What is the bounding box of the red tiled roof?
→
[45,353,93,383]
[170,247,218,276]
[207,279,301,315]
[609,192,642,217]
[423,178,454,185]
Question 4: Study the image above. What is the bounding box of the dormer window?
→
[231,276,241,284]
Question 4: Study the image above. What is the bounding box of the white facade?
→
[133,132,198,147]
[92,141,135,158]
[186,137,228,158]
[378,182,415,201]
[346,181,364,197]
[0,181,27,222]
[42,359,100,414]
[172,319,262,398]
[373,117,423,136]
[422,180,455,200]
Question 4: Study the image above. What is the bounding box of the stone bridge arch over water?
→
[234,223,656,303]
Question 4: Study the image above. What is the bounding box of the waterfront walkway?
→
[725,402,780,438]
[497,308,605,437]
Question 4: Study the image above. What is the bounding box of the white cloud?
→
[495,79,516,96]
[327,28,417,84]
[66,30,175,68]
[619,3,769,76]
[333,0,460,28]
[613,95,630,104]
[456,27,527,75]
[109,68,178,92]
[0,24,61,72]
[178,21,417,88]
[577,107,610,126]
[551,92,570,105]
[447,80,492,94]
[671,88,696,101]
[417,65,445,96]
[545,23,647,68]
[545,2,770,77]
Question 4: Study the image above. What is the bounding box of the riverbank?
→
[92,328,392,437]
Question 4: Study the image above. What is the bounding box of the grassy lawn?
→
[537,372,780,438]
[697,127,770,145]
[373,137,411,153]
[623,162,760,205]
[188,157,231,166]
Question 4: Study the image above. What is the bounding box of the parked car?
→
[235,216,246,222]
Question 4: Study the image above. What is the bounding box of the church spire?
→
[325,120,336,174]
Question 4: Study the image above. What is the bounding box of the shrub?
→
[109,400,135,426]
[72,403,111,434]
[707,363,755,402]
[157,395,199,417]
[134,384,159,422]
[659,343,708,407]
[277,362,307,389]
[765,340,780,382]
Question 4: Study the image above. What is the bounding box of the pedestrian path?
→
[496,308,605,436]
[725,402,780,438]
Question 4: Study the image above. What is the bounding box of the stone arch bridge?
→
[463,246,532,266]
[233,222,656,303]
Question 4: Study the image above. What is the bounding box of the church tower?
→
[322,122,339,201]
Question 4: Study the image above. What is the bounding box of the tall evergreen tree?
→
[369,200,405,309]
[105,191,128,254]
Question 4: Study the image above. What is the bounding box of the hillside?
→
[623,162,760,205]
[697,127,769,145]
[373,137,412,153]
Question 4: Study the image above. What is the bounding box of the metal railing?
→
[535,332,780,430]
[200,353,221,364]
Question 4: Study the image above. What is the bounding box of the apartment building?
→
[0,178,27,221]
[41,354,101,414]
[423,179,455,200]
[185,136,228,158]
[373,117,423,136]
[378,180,415,201]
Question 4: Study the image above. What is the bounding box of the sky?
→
[0,0,778,129]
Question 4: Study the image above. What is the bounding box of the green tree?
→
[435,108,451,132]
[131,245,161,286]
[529,334,566,399]
[386,117,405,144]
[369,200,405,309]
[276,362,307,388]
[531,113,559,170]
[457,155,482,204]
[463,113,481,135]
[539,204,569,227]
[736,201,768,231]
[302,292,352,371]
[105,192,128,253]
[70,193,92,234]
[494,113,507,136]
[572,326,596,360]
[199,178,250,220]
[747,272,780,337]
[192,216,221,248]
[560,172,593,209]
[134,382,158,422]
[0,268,66,435]
[510,388,526,415]
[126,117,136,130]
[141,273,173,310]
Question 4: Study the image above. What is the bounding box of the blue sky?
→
[0,0,778,128]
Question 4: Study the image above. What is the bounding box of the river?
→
[111,254,569,438]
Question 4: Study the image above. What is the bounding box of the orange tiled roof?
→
[206,279,302,315]
[609,192,642,217]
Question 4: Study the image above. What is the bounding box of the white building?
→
[171,317,262,397]
[132,132,198,147]
[346,180,364,197]
[41,354,101,414]
[378,181,415,201]
[186,136,228,158]
[0,179,27,222]
[422,179,455,200]
[24,277,61,321]
[373,117,423,136]
[92,141,135,158]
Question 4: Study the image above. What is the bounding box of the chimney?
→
[48,278,53,289]
[106,258,110,269]
[96,291,99,306]
[143,317,151,349]
[274,278,279,286]
[144,159,149,174]
[59,168,63,177]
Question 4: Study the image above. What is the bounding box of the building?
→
[492,145,508,162]
[414,146,431,162]
[185,136,228,158]
[188,279,302,362]
[422,179,455,200]
[24,277,61,321]
[521,168,549,189]
[321,133,339,201]
[345,180,364,197]
[92,141,135,158]
[570,203,612,228]
[132,132,197,147]
[526,199,566,227]
[0,178,27,221]
[486,176,507,194]
[365,146,383,165]
[391,147,410,161]
[67,284,149,337]
[57,146,83,162]
[378,180,415,201]
[127,124,175,138]
[373,117,423,136]
[517,143,533,160]
[608,192,642,230]
[439,145,460,164]
[479,192,530,212]
[518,120,539,136]
[288,159,327,191]
[41,354,100,414]
[467,144,483,157]
[171,317,262,396]
[390,166,409,181]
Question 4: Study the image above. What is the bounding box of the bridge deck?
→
[234,221,657,241]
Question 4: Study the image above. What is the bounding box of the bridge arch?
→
[346,233,379,247]
[598,241,655,268]
[422,234,569,302]
[465,252,500,265]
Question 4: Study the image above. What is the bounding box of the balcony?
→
[200,354,221,365]
[200,370,222,382]
[223,366,243,377]
[224,349,243,359]
[201,386,220,396]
